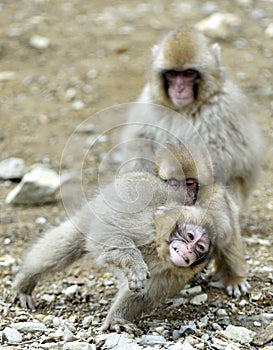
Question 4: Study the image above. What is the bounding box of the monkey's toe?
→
[226,280,250,298]
[102,317,143,335]
[14,292,36,309]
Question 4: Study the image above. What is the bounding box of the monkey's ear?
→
[211,43,222,66]
[154,206,181,240]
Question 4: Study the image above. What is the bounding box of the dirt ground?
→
[0,0,273,349]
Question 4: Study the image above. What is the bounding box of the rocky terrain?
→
[0,0,273,349]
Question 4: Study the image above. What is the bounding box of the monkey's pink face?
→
[164,69,200,108]
[169,224,210,267]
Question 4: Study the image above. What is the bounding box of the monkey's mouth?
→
[169,242,191,267]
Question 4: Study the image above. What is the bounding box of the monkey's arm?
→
[13,219,86,309]
[96,235,150,292]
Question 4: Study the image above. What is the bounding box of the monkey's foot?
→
[102,317,143,335]
[126,262,150,292]
[209,279,250,298]
[14,292,36,309]
[226,280,250,298]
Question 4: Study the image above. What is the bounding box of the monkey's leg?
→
[13,220,86,309]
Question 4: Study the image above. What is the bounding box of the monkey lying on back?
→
[13,143,248,333]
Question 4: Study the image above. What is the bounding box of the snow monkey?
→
[13,143,249,333]
[121,26,264,208]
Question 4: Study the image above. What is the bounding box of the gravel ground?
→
[0,0,273,349]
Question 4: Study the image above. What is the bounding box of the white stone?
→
[29,35,50,49]
[3,327,22,343]
[180,285,202,296]
[219,324,256,344]
[0,254,16,267]
[0,71,15,82]
[196,13,242,40]
[11,321,47,333]
[63,284,78,296]
[265,23,273,38]
[0,157,26,180]
[63,342,95,350]
[6,166,60,204]
[190,293,208,305]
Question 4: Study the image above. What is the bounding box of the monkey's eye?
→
[187,232,194,241]
[182,69,198,78]
[167,178,180,187]
[186,178,197,187]
[196,243,206,252]
[165,70,180,79]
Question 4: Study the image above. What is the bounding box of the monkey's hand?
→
[102,317,143,335]
[125,262,150,292]
[14,292,36,309]
[226,280,251,298]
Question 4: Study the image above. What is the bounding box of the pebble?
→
[71,100,85,110]
[29,35,50,49]
[139,334,167,345]
[190,293,208,305]
[40,293,56,303]
[63,284,78,296]
[180,285,202,296]
[6,165,60,204]
[195,12,242,39]
[0,71,15,82]
[0,157,26,180]
[63,341,95,350]
[2,327,22,344]
[0,254,16,267]
[179,321,198,336]
[10,321,47,333]
[35,216,47,225]
[219,324,256,344]
[265,23,273,38]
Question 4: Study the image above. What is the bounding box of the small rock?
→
[63,284,78,296]
[40,294,56,303]
[253,322,273,346]
[86,69,98,79]
[179,321,198,336]
[35,216,47,225]
[190,293,208,305]
[139,334,167,345]
[0,71,15,82]
[6,166,60,204]
[180,285,202,296]
[3,327,22,343]
[29,35,50,49]
[169,338,195,350]
[0,254,16,267]
[11,321,48,333]
[200,2,219,15]
[71,100,84,110]
[196,13,242,40]
[63,327,77,342]
[219,324,256,344]
[265,23,273,38]
[216,308,228,317]
[63,341,95,350]
[96,333,141,349]
[0,157,26,180]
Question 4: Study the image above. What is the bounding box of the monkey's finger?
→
[239,281,251,295]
